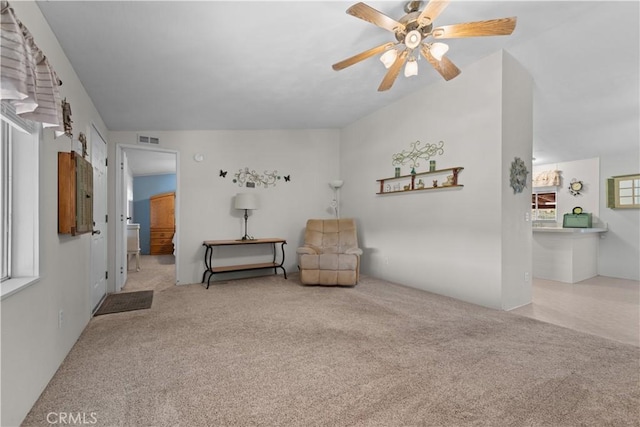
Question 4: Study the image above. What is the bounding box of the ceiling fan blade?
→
[347,2,405,33]
[432,17,517,39]
[378,50,408,92]
[332,42,396,71]
[420,45,460,81]
[417,0,450,27]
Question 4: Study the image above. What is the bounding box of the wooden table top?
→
[203,238,286,246]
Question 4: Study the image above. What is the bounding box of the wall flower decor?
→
[392,140,444,170]
[233,167,282,188]
[509,157,529,194]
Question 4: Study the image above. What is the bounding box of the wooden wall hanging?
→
[58,151,93,235]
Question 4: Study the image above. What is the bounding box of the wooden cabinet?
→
[150,192,175,255]
[58,152,93,235]
[376,167,464,195]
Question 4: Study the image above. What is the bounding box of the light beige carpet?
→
[23,274,639,426]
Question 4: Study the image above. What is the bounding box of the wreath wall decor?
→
[509,157,529,194]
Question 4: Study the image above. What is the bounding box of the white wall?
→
[599,149,640,280]
[500,52,534,310]
[340,51,532,310]
[0,2,109,426]
[108,130,340,285]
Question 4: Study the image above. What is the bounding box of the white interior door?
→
[90,125,108,311]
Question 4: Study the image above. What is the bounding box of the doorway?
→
[115,144,179,292]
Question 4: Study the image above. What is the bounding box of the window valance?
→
[1,1,63,131]
[533,170,562,187]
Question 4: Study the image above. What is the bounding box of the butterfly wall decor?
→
[219,170,227,178]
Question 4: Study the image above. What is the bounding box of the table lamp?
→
[234,193,259,240]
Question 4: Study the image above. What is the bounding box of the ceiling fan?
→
[332,0,517,91]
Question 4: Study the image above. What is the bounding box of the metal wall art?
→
[568,179,584,196]
[61,98,72,137]
[78,132,87,158]
[392,140,445,169]
[233,167,286,188]
[509,157,529,194]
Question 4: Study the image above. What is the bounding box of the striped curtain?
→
[1,1,63,131]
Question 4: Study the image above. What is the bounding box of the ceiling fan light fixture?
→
[430,42,449,61]
[404,30,422,49]
[404,57,418,77]
[380,48,398,69]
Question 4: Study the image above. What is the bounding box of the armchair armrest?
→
[344,247,363,256]
[296,245,321,255]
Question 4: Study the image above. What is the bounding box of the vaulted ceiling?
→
[37,1,639,165]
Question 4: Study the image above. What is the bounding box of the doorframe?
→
[89,122,108,313]
[115,143,180,291]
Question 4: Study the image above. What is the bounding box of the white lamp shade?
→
[380,49,398,69]
[234,193,259,210]
[330,180,344,189]
[430,42,449,61]
[404,59,418,77]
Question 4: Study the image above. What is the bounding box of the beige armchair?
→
[297,218,362,286]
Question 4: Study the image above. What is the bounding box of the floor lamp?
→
[329,180,344,218]
[234,193,259,240]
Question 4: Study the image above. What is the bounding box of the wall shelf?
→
[376,167,464,195]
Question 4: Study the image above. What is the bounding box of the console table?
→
[201,238,287,288]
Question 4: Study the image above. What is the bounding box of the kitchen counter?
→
[533,226,607,283]
[533,226,608,234]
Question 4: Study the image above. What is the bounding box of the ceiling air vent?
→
[137,134,160,145]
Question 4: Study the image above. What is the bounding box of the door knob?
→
[92,229,101,235]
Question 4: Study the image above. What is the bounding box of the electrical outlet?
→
[524,272,530,283]
[524,212,530,222]
[58,309,63,329]
[384,256,389,265]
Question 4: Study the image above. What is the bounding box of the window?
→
[1,104,40,299]
[1,121,10,280]
[531,191,557,221]
[607,174,640,209]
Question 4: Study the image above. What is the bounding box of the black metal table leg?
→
[278,241,287,279]
[202,243,214,289]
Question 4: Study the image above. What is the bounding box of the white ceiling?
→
[37,1,639,167]
[124,148,176,176]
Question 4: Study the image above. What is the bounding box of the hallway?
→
[123,254,175,293]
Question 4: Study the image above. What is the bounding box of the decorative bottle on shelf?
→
[430,160,436,172]
[395,167,400,177]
